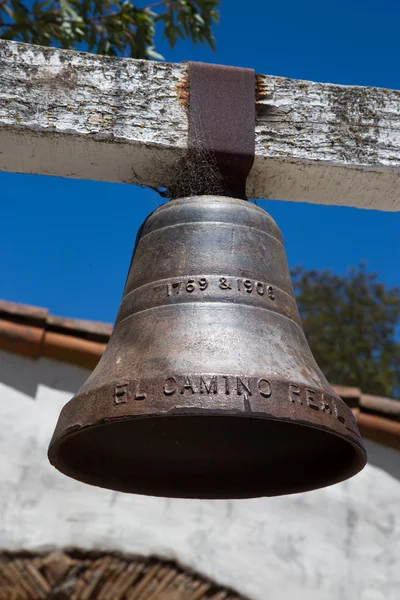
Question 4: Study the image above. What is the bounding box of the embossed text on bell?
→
[48,195,367,498]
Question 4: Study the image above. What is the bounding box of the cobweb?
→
[163,111,230,200]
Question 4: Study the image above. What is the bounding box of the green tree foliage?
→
[0,0,219,58]
[292,264,400,398]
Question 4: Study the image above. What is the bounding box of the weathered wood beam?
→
[1,40,400,210]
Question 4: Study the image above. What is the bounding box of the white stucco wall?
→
[0,348,399,600]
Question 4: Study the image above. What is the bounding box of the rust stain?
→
[176,69,190,110]
[256,74,269,103]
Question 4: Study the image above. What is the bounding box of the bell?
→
[48,195,366,499]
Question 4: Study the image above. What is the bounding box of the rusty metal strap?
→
[188,62,255,200]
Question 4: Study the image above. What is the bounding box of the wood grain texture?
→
[1,40,400,210]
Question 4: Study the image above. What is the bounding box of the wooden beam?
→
[1,40,400,210]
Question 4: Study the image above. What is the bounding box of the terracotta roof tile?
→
[47,315,112,342]
[0,299,48,325]
[0,298,111,369]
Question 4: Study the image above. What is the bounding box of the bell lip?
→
[48,411,367,500]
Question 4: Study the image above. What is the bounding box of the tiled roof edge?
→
[0,299,111,369]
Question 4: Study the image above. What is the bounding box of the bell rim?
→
[48,411,367,499]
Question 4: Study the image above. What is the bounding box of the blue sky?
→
[1,0,400,323]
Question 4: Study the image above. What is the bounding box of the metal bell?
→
[48,195,367,498]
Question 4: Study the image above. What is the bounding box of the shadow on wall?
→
[0,349,89,399]
[364,439,400,482]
